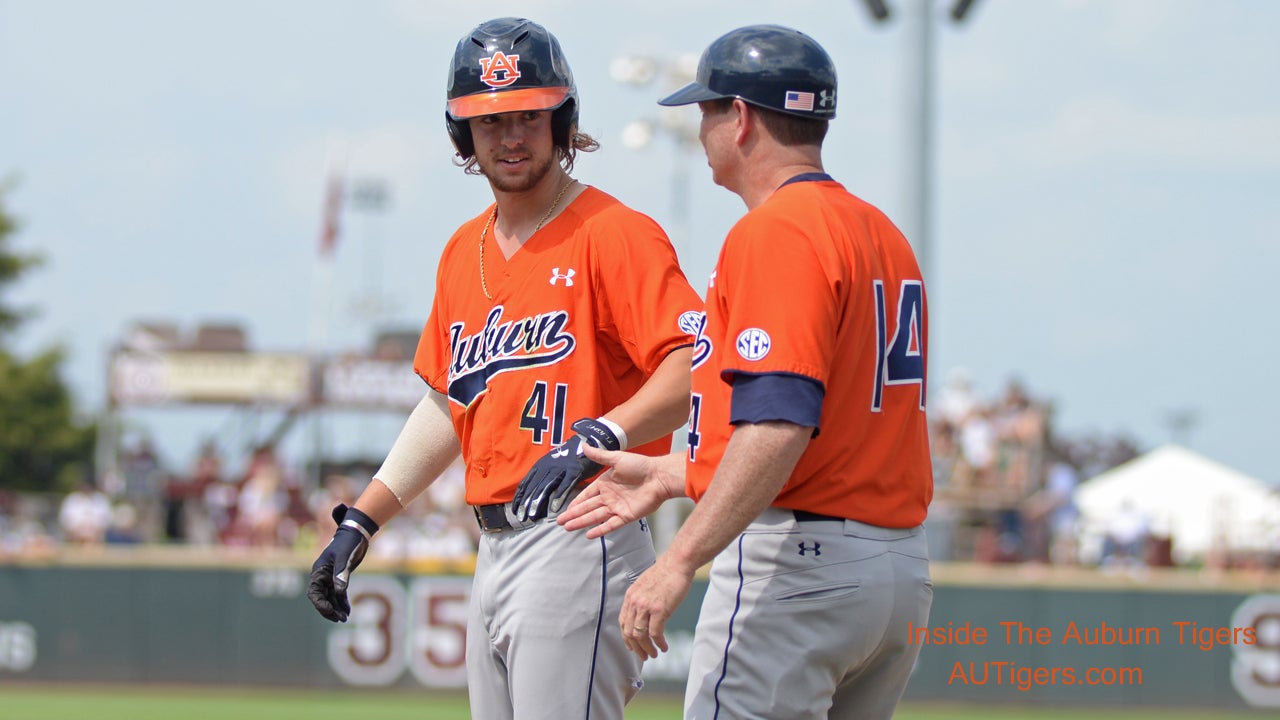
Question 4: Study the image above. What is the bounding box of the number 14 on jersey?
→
[873,279,925,411]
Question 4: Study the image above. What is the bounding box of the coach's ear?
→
[731,99,753,145]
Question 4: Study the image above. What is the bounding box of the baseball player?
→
[559,25,934,720]
[306,17,702,720]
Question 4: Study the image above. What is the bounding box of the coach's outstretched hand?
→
[558,446,686,539]
[512,418,622,522]
[307,504,379,623]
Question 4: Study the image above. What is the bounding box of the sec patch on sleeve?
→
[735,328,771,361]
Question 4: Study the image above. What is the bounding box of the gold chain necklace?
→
[479,179,576,301]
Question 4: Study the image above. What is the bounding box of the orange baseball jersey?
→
[414,186,702,505]
[685,177,933,528]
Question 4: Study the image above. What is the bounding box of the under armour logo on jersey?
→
[479,52,521,88]
[798,541,822,557]
[736,328,771,361]
[549,267,576,286]
[819,88,836,109]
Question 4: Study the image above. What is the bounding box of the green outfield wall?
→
[1,557,1276,710]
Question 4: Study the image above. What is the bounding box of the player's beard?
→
[480,151,556,194]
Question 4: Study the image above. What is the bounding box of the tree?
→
[0,183,97,492]
[0,185,41,338]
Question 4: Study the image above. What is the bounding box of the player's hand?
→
[620,556,695,659]
[558,445,682,539]
[307,504,378,623]
[512,418,622,522]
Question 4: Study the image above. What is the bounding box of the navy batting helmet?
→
[658,25,837,120]
[446,17,579,159]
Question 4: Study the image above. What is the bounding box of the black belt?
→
[474,487,586,533]
[793,509,845,523]
[474,503,513,532]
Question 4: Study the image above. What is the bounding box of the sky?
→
[1,0,1277,484]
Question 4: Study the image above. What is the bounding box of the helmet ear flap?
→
[551,98,576,149]
[447,114,474,158]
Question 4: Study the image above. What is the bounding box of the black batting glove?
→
[512,418,623,522]
[307,504,379,623]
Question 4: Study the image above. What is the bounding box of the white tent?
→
[1073,444,1280,564]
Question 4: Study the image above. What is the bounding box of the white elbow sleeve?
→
[374,391,461,506]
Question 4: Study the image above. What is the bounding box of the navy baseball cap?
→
[659,24,837,120]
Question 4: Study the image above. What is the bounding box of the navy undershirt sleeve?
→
[728,372,824,435]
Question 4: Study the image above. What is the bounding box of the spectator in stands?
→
[959,405,997,488]
[58,481,114,545]
[928,373,1063,564]
[105,502,143,545]
[183,438,225,545]
[235,444,289,547]
[1101,499,1149,569]
[372,498,478,564]
[161,472,195,543]
[308,474,360,551]
[0,491,27,557]
[419,511,479,561]
[992,378,1046,495]
[937,366,978,426]
[1022,449,1081,564]
[928,418,961,490]
[203,469,240,545]
[420,455,478,557]
[120,435,163,539]
[0,490,56,559]
[120,435,162,495]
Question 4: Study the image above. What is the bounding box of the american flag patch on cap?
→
[784,91,815,112]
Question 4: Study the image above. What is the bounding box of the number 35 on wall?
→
[326,576,471,688]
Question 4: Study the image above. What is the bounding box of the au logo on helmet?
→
[479,51,521,87]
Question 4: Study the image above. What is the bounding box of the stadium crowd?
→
[0,369,1240,570]
[0,434,480,563]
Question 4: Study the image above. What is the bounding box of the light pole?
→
[348,177,394,332]
[857,0,981,299]
[347,177,393,452]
